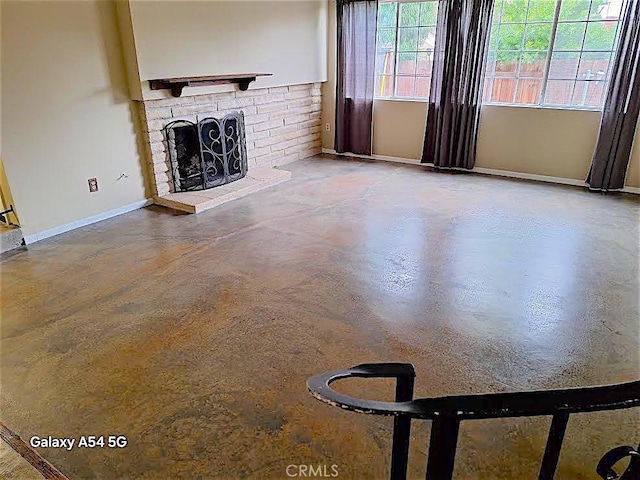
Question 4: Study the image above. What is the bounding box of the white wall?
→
[1,1,149,239]
[124,0,328,100]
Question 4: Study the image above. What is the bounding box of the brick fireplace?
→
[137,82,322,207]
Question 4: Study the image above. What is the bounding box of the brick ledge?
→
[153,167,291,214]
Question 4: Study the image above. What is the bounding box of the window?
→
[375,0,624,109]
[375,1,438,99]
[485,0,623,108]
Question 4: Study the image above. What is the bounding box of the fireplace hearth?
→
[164,112,248,192]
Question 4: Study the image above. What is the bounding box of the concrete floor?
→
[1,155,638,479]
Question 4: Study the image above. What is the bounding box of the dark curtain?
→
[421,0,495,169]
[335,0,377,155]
[586,0,640,191]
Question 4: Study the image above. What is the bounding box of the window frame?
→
[374,0,623,112]
[375,1,438,100]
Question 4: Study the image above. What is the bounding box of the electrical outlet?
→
[88,178,99,193]
[325,123,331,132]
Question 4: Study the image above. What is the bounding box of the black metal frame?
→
[164,111,248,193]
[0,205,18,227]
[307,363,640,480]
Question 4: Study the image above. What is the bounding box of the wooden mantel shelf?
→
[149,73,273,97]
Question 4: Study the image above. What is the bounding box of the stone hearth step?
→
[0,224,24,254]
[154,167,291,214]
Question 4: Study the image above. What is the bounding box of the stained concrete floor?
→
[1,155,639,479]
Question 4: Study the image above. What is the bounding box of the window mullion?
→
[393,2,401,97]
[571,0,594,106]
[512,0,533,103]
[539,0,563,105]
[488,0,505,103]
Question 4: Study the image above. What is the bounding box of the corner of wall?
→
[114,0,143,101]
[321,0,336,150]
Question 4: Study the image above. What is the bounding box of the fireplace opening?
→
[164,111,248,192]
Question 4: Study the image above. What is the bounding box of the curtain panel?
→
[586,0,640,191]
[421,0,495,169]
[335,0,378,155]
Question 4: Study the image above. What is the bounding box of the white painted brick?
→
[154,115,198,126]
[217,97,254,110]
[285,139,321,156]
[150,142,165,154]
[269,125,298,137]
[254,157,271,168]
[295,119,319,130]
[254,93,285,105]
[145,96,194,108]
[255,150,285,167]
[236,87,269,98]
[146,119,168,132]
[285,90,310,100]
[268,86,289,94]
[172,104,210,116]
[148,131,165,143]
[151,150,168,164]
[247,145,272,158]
[288,105,316,116]
[193,92,235,104]
[288,84,311,91]
[152,161,170,175]
[287,98,313,109]
[284,144,307,155]
[156,183,171,196]
[257,102,287,114]
[297,133,320,145]
[154,171,172,186]
[269,110,293,121]
[246,130,270,142]
[254,135,285,148]
[270,138,299,152]
[273,152,300,166]
[253,118,284,132]
[142,83,317,200]
[283,128,310,141]
[297,144,322,159]
[284,114,310,125]
[144,106,173,120]
[206,106,257,118]
[244,113,271,126]
[313,82,322,89]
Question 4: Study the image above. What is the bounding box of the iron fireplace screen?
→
[164,111,248,192]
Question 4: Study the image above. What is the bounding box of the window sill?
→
[374,97,428,104]
[374,97,603,113]
[483,103,603,113]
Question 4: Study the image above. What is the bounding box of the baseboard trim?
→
[322,148,420,165]
[321,149,639,194]
[23,199,152,245]
[472,167,586,187]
